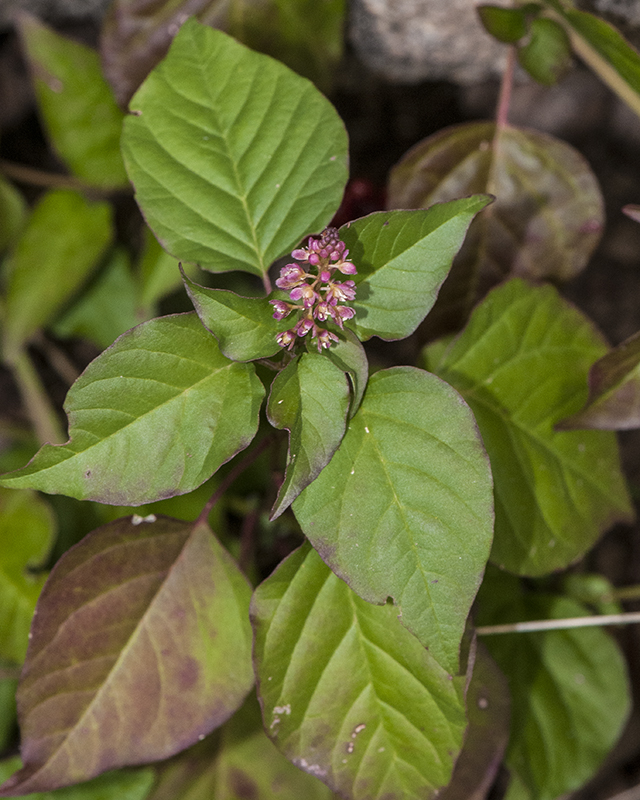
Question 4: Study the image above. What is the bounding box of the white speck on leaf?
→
[273,704,291,715]
[478,697,488,709]
[364,426,370,433]
[132,514,157,525]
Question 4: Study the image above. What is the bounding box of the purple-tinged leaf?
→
[0,515,253,795]
[560,329,640,430]
[267,353,349,519]
[0,313,265,505]
[293,367,494,673]
[425,279,633,575]
[388,122,604,334]
[251,543,469,800]
[183,270,289,362]
[0,489,56,664]
[437,643,510,800]
[339,199,491,342]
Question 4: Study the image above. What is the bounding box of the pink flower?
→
[289,284,317,308]
[269,300,292,320]
[331,305,356,328]
[316,329,340,351]
[275,264,307,290]
[276,330,296,348]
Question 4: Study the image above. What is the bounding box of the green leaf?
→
[0,313,265,505]
[267,353,349,519]
[0,177,27,252]
[518,17,572,85]
[18,15,129,189]
[138,228,183,312]
[340,201,491,342]
[0,515,253,795]
[477,5,529,43]
[0,668,18,753]
[251,543,469,800]
[559,329,640,430]
[541,0,640,118]
[2,190,112,357]
[324,328,368,418]
[0,756,155,800]
[183,271,289,361]
[388,122,604,310]
[424,279,633,576]
[53,247,141,349]
[293,367,494,673]
[122,19,348,278]
[0,488,55,663]
[437,643,510,800]
[476,570,631,800]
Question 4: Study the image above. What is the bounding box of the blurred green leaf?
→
[0,667,18,754]
[477,5,529,43]
[18,15,129,189]
[267,352,349,518]
[122,19,348,278]
[251,542,469,800]
[0,756,155,799]
[0,314,265,505]
[542,0,640,118]
[476,569,631,800]
[3,190,111,358]
[293,367,494,673]
[0,177,27,253]
[138,228,184,312]
[0,516,253,795]
[560,329,640,430]
[53,247,140,349]
[518,17,572,85]
[0,488,55,664]
[425,279,633,575]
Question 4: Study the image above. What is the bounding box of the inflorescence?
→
[270,227,357,353]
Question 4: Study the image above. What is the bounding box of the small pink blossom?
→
[275,264,306,290]
[269,300,292,320]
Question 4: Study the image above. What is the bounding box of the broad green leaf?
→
[388,123,604,332]
[477,5,529,43]
[518,17,572,85]
[2,190,111,358]
[293,367,494,673]
[0,313,265,505]
[324,328,368,418]
[0,757,155,800]
[437,643,510,800]
[425,279,633,576]
[183,271,289,361]
[0,488,55,663]
[339,201,491,342]
[267,353,349,519]
[251,543,469,800]
[476,570,631,800]
[18,16,129,189]
[559,329,640,430]
[0,177,27,252]
[541,0,640,118]
[0,516,253,795]
[122,19,348,278]
[53,247,140,349]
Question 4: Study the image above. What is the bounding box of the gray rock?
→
[348,0,508,84]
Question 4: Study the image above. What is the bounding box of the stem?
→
[496,46,516,130]
[195,436,272,526]
[0,160,110,196]
[262,272,273,295]
[476,610,640,635]
[608,584,640,602]
[33,332,80,386]
[8,348,66,445]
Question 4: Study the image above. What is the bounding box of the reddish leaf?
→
[0,515,253,795]
[560,330,640,430]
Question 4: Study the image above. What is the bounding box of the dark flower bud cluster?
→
[270,227,357,352]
